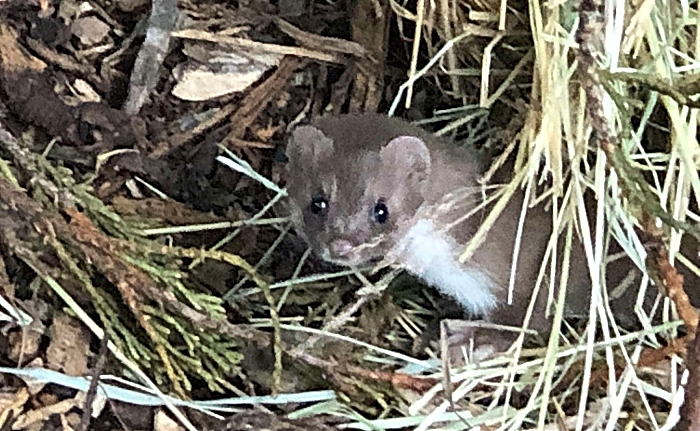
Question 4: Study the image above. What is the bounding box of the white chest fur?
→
[391,219,498,316]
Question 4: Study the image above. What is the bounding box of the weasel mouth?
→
[329,238,355,258]
[321,251,360,267]
[324,240,361,266]
[317,237,386,267]
[320,242,367,267]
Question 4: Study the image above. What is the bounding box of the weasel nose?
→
[330,238,355,257]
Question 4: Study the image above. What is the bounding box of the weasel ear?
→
[379,135,431,178]
[286,125,334,166]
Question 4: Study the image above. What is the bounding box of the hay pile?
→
[374,0,700,428]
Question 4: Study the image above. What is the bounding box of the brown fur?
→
[284,113,700,352]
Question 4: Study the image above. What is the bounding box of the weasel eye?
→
[310,194,328,215]
[373,200,389,224]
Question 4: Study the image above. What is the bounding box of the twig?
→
[76,334,110,431]
[123,0,179,115]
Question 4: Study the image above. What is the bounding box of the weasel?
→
[284,112,698,354]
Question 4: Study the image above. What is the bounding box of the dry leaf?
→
[71,16,110,46]
[46,313,90,377]
[154,409,185,431]
[172,42,282,101]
